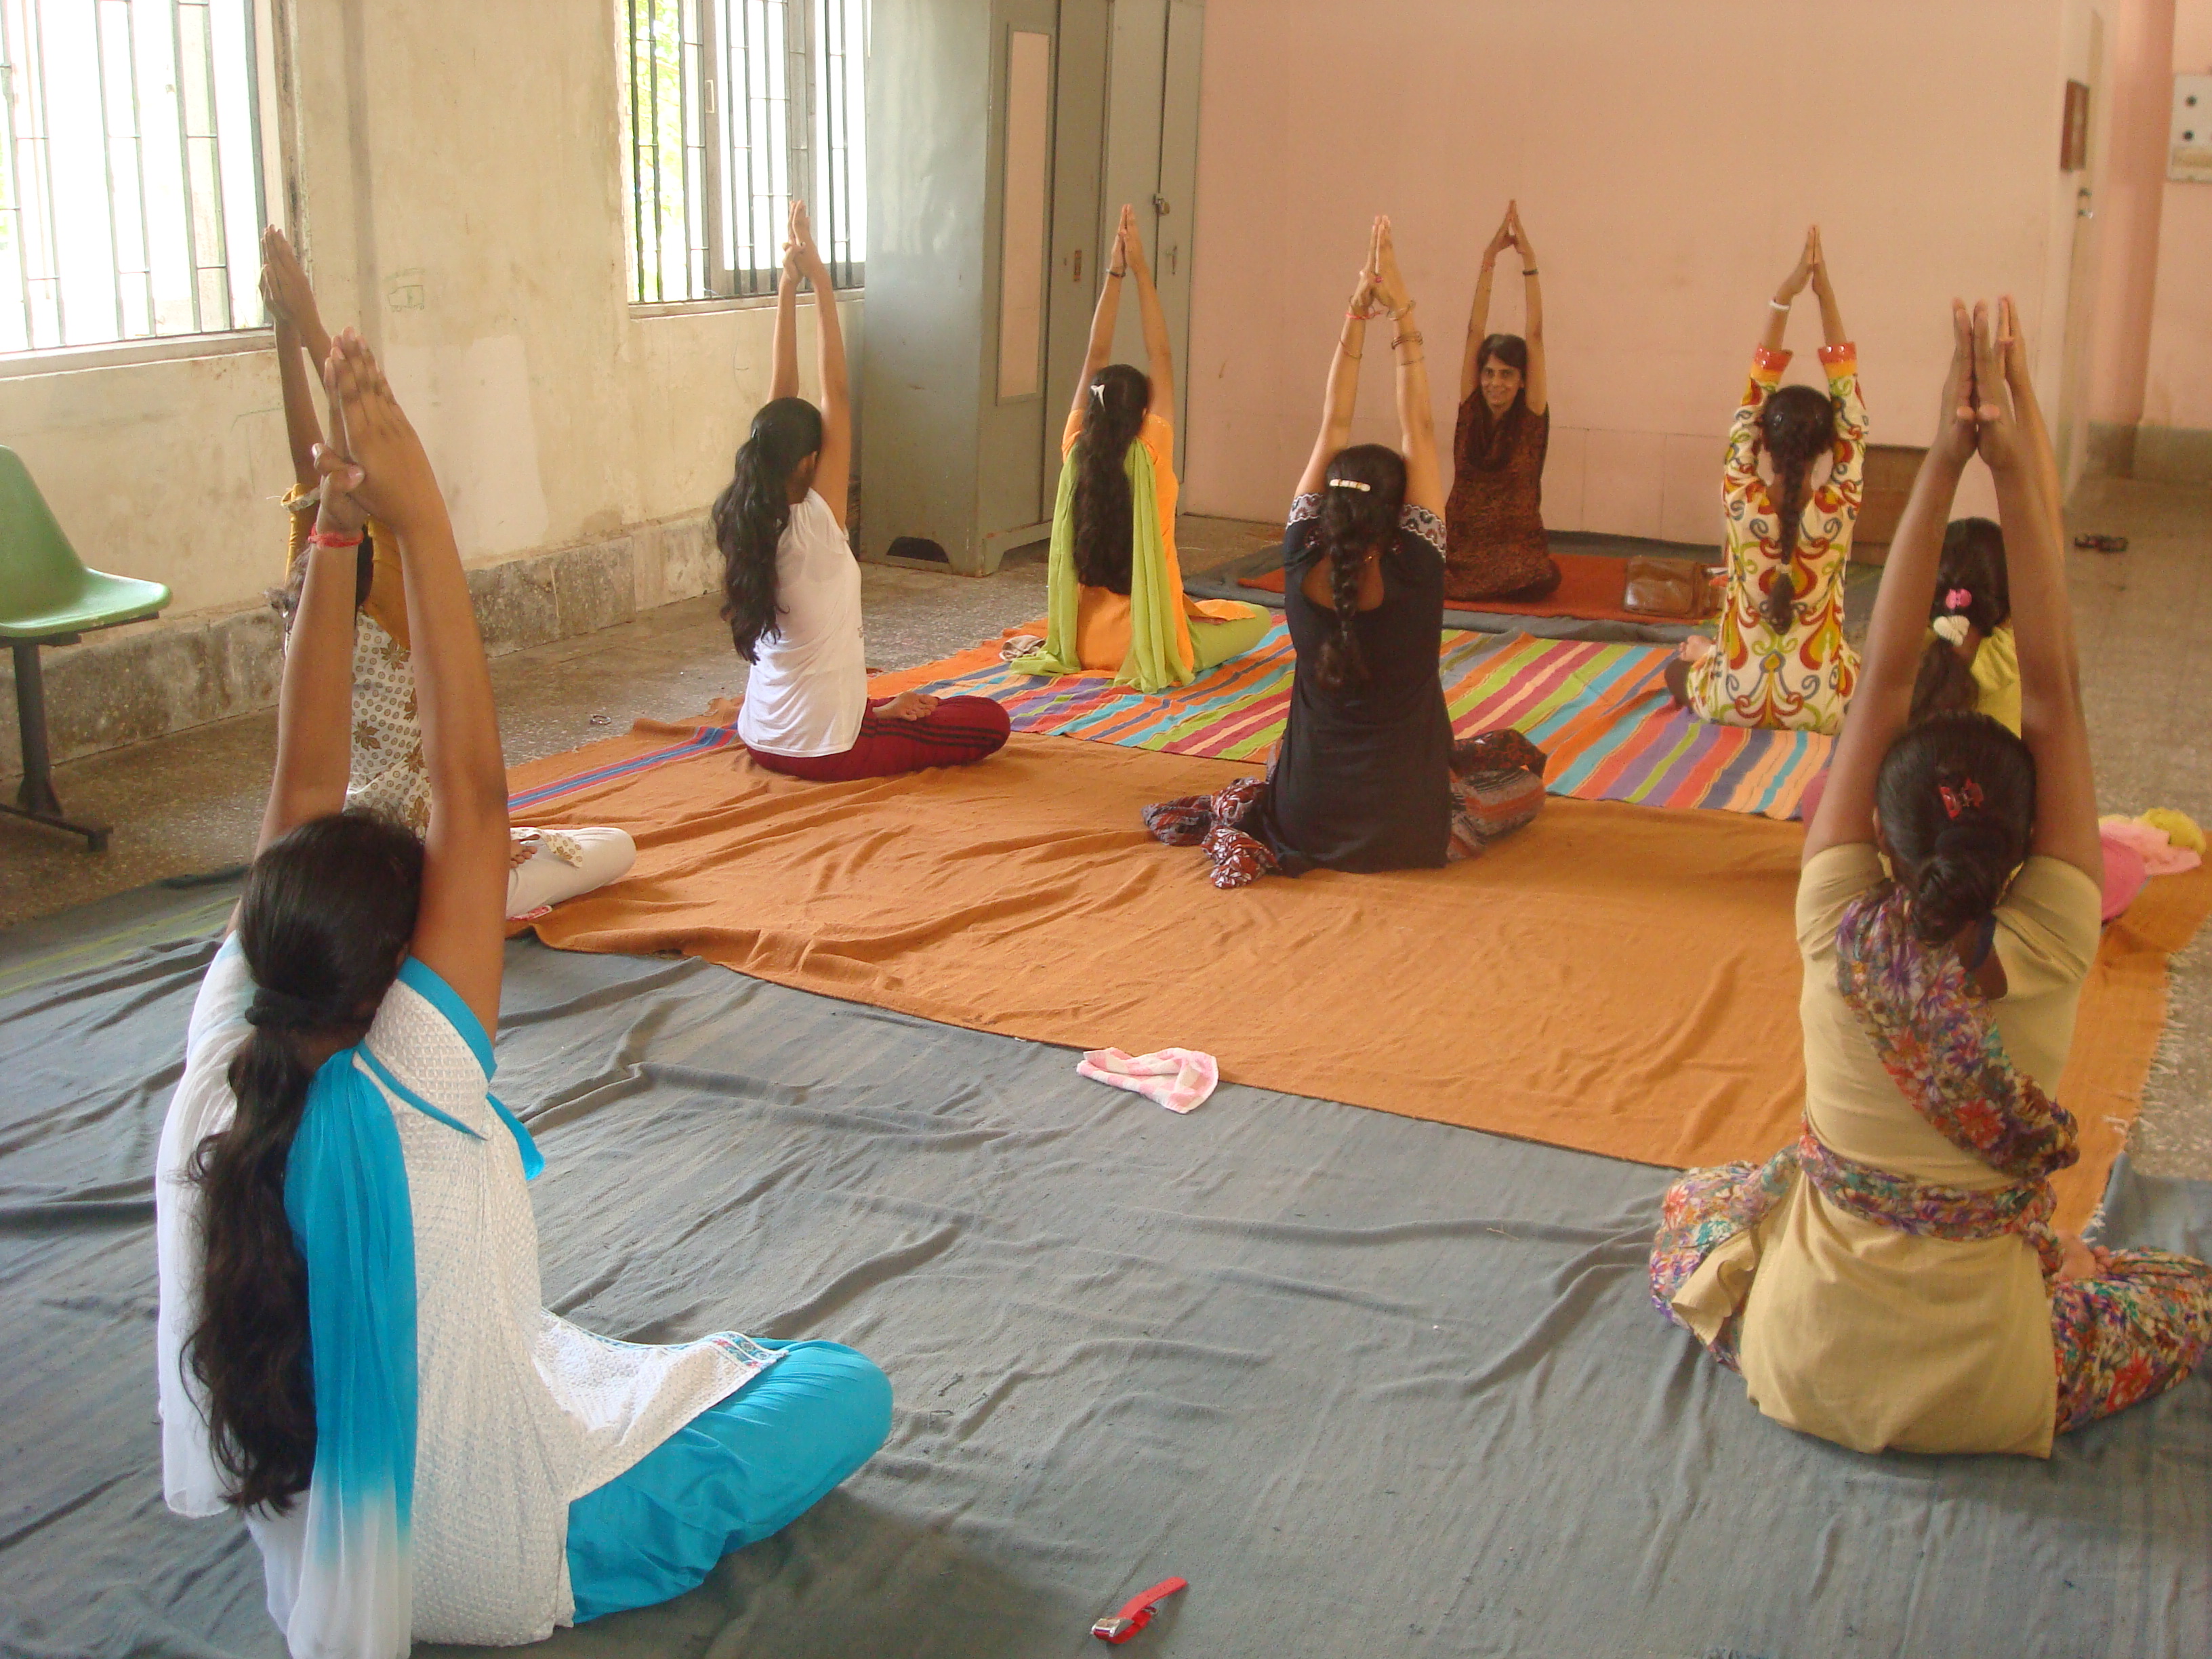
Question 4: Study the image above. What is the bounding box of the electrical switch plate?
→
[2172,74,2212,182]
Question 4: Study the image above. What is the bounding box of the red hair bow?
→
[1939,779,1985,820]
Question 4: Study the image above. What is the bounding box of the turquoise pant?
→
[565,1340,891,1622]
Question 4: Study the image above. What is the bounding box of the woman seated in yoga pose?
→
[1145,219,1545,886]
[724,201,1010,780]
[1913,516,2019,731]
[1912,365,2065,736]
[260,227,633,919]
[157,331,890,1656]
[1650,298,2212,1456]
[1669,226,1865,734]
[1445,201,1558,603]
[1010,205,1268,692]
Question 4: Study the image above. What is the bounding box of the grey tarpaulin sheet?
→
[3,918,2209,1659]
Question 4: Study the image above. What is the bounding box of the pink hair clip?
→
[1943,587,1973,612]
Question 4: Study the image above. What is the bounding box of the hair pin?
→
[1943,587,1973,612]
[1938,778,1985,821]
[1328,478,1372,492]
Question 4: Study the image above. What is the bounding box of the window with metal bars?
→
[0,0,268,353]
[621,0,865,305]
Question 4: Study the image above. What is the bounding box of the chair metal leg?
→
[3,639,108,852]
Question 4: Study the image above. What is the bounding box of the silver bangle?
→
[1769,298,1793,312]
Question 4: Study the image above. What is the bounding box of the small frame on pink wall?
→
[2060,79,2091,173]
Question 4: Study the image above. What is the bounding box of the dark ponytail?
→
[1309,443,1408,692]
[714,396,827,663]
[188,810,424,1514]
[1757,383,1839,635]
[1874,712,2036,945]
[1910,518,2013,726]
[1072,365,1151,594]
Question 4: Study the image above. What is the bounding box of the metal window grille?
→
[621,0,864,304]
[0,0,266,353]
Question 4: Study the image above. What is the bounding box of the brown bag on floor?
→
[1621,556,1712,620]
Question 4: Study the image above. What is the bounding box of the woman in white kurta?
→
[156,330,888,1656]
[1650,298,2212,1454]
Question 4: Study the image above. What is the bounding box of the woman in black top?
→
[1145,219,1545,884]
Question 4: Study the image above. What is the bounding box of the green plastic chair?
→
[0,445,169,851]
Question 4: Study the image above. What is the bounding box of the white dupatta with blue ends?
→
[159,947,768,1656]
[275,959,539,1658]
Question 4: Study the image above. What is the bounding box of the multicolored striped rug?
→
[897,622,1829,819]
[507,623,1831,820]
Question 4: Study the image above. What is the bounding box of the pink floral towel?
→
[1077,1048,1219,1114]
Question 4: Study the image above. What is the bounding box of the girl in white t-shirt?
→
[158,329,888,1658]
[718,201,1010,781]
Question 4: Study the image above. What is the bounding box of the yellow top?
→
[283,482,407,651]
[1681,843,2100,1456]
[1972,623,2022,735]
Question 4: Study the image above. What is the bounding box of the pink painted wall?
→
[2144,0,2212,431]
[2089,0,2175,426]
[1183,0,2087,535]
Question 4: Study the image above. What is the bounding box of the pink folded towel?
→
[1077,1048,1220,1114]
[2101,816,2205,878]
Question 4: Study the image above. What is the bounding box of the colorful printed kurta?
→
[1685,344,1866,735]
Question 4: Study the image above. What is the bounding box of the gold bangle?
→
[1393,330,1425,349]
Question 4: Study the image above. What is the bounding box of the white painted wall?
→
[0,0,857,626]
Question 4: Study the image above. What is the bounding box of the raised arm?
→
[327,331,509,1035]
[1375,218,1445,516]
[1998,294,2066,546]
[1805,302,1977,861]
[789,200,851,528]
[1124,212,1175,418]
[1296,221,1378,496]
[1762,228,1816,355]
[770,230,801,403]
[1807,226,1847,350]
[1460,207,1512,403]
[1507,204,1547,416]
[1984,298,2098,878]
[261,227,332,489]
[1071,205,1131,425]
[256,373,367,855]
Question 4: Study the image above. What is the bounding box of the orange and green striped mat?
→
[508,623,1831,820]
[902,621,1830,819]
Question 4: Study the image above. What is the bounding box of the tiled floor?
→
[2,491,2205,1176]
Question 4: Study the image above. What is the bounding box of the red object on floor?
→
[1240,550,1696,626]
[746,695,1010,781]
[1091,1577,1188,1644]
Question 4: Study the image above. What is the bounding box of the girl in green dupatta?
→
[1012,205,1267,694]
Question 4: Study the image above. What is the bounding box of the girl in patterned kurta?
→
[1669,226,1864,734]
[260,228,635,921]
[1650,298,2212,1456]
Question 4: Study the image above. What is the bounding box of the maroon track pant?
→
[745,696,1011,781]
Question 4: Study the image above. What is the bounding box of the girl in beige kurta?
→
[1650,298,2212,1456]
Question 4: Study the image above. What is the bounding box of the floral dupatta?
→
[1832,884,2079,1183]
